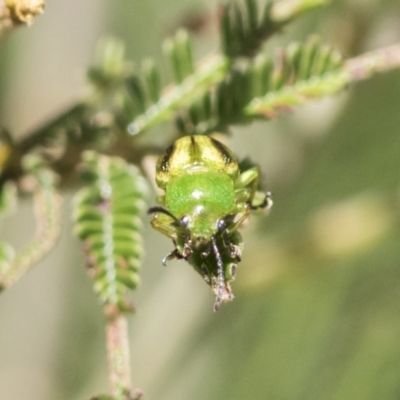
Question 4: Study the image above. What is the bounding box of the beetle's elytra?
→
[148,135,272,311]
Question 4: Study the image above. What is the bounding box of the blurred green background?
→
[1,0,400,399]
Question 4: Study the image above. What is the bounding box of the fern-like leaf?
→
[86,34,225,135]
[220,0,275,58]
[73,151,148,312]
[245,36,346,115]
[0,156,62,292]
[175,36,345,134]
[126,46,228,134]
[220,0,329,58]
[125,1,329,135]
[164,29,196,84]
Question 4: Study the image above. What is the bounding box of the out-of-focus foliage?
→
[177,35,344,134]
[126,1,345,137]
[220,0,328,58]
[0,1,399,400]
[0,156,61,292]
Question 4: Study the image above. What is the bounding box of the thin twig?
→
[345,43,400,82]
[105,305,133,400]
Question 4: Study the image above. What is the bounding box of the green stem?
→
[105,305,133,400]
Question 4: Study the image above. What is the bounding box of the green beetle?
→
[148,135,272,310]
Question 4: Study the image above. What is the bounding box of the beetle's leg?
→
[235,167,259,188]
[183,237,193,258]
[224,205,251,236]
[229,243,242,261]
[226,241,241,260]
[161,234,191,266]
[201,264,211,283]
[201,244,211,259]
[235,187,272,211]
[149,210,190,265]
[218,219,235,254]
[234,167,259,203]
[149,207,188,240]
[220,233,242,261]
[162,248,184,266]
[250,191,273,211]
[150,214,180,240]
[235,168,273,210]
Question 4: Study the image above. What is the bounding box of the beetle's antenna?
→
[148,205,189,227]
[148,206,178,220]
[210,236,224,312]
[148,206,191,238]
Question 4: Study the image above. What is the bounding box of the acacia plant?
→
[0,0,400,399]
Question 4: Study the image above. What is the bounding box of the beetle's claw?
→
[249,191,273,211]
[162,248,183,266]
[264,191,274,212]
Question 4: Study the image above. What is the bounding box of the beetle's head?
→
[180,205,228,242]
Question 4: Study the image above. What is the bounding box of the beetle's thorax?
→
[165,168,235,239]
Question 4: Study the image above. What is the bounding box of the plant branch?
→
[246,43,400,117]
[18,103,87,154]
[245,69,347,116]
[344,43,400,82]
[105,305,133,400]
